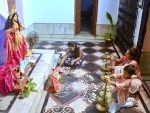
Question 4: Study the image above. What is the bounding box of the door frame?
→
[91,0,98,35]
[75,0,81,34]
[74,0,98,35]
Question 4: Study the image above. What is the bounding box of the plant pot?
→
[105,38,113,43]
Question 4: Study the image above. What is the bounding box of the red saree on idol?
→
[0,64,18,95]
[5,28,27,66]
[0,17,27,95]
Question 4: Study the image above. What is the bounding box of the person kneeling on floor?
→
[104,64,138,111]
[59,41,85,68]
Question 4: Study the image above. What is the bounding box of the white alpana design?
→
[72,69,87,78]
[81,75,98,103]
[43,106,73,113]
[54,82,73,97]
[71,80,88,92]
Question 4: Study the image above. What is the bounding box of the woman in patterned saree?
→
[0,5,28,95]
[59,41,85,68]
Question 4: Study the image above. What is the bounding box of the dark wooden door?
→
[75,0,81,34]
[91,0,98,35]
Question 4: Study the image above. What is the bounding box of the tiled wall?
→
[33,23,110,35]
[96,24,116,40]
[96,24,111,36]
[21,24,34,36]
[33,23,75,38]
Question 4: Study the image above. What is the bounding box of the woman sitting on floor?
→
[107,47,141,77]
[59,41,85,68]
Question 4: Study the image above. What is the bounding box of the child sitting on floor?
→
[105,64,138,111]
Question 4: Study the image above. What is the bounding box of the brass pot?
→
[105,38,113,43]
[96,103,109,112]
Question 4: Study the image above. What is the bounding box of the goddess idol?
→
[0,5,28,95]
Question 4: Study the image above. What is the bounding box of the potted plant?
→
[103,12,115,43]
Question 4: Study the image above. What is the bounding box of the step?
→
[39,35,104,41]
[8,49,55,113]
[35,53,61,113]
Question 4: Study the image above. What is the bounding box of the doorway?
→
[75,0,98,35]
[81,0,93,32]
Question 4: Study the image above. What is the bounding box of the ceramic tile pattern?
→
[35,41,150,113]
[0,40,149,113]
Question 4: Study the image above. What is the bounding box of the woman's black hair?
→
[4,19,13,30]
[67,41,75,47]
[67,41,79,58]
[124,64,136,75]
[128,47,140,64]
[4,13,21,31]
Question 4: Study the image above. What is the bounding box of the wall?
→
[97,0,119,24]
[16,0,33,27]
[7,0,15,13]
[0,15,6,65]
[32,0,74,23]
[96,0,119,36]
[0,0,8,65]
[14,0,119,36]
[22,0,33,27]
[81,0,93,11]
[20,0,119,24]
[0,0,9,18]
[140,9,150,75]
[15,0,119,24]
[16,0,34,35]
[142,7,150,51]
[30,0,75,36]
